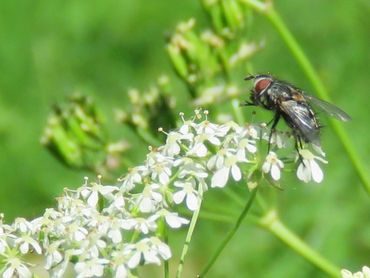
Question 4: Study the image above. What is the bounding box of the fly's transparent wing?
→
[304,94,351,121]
[280,100,320,145]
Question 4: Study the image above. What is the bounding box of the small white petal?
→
[143,250,160,265]
[231,165,242,181]
[3,267,15,278]
[87,191,99,207]
[215,155,224,169]
[109,229,122,244]
[262,161,270,174]
[186,193,199,211]
[297,163,310,183]
[340,270,353,278]
[157,243,172,260]
[165,214,189,228]
[74,230,86,241]
[310,160,324,183]
[207,155,217,169]
[20,242,29,254]
[196,143,208,157]
[179,125,189,135]
[208,136,221,145]
[139,198,153,213]
[18,267,32,278]
[31,241,42,254]
[116,265,128,278]
[99,186,118,195]
[247,144,257,153]
[159,172,170,185]
[236,149,246,161]
[170,143,181,155]
[271,164,281,181]
[127,252,141,269]
[173,191,186,204]
[211,167,230,188]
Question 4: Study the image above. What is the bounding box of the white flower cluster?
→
[0,111,328,277]
[341,266,370,278]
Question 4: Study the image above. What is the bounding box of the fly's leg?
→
[267,113,281,153]
[239,100,255,107]
[295,135,305,166]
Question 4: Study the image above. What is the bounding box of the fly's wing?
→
[303,94,351,121]
[280,100,320,145]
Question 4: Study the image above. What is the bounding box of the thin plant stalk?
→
[164,225,169,278]
[258,209,341,278]
[198,188,258,277]
[240,0,370,195]
[176,188,204,278]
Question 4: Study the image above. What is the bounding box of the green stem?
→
[258,210,341,278]
[241,0,370,195]
[164,226,169,278]
[176,189,204,278]
[223,186,245,207]
[198,188,258,277]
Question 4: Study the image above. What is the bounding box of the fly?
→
[243,74,351,151]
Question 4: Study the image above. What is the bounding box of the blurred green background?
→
[0,0,369,277]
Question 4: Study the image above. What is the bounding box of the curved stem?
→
[258,210,341,278]
[198,188,258,277]
[176,189,204,278]
[240,0,370,195]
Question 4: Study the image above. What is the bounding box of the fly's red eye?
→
[255,79,271,93]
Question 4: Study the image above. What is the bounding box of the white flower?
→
[110,250,130,278]
[126,238,160,268]
[162,131,193,156]
[80,183,118,207]
[66,222,88,242]
[13,218,33,234]
[0,224,12,253]
[173,179,200,211]
[15,233,42,255]
[262,131,285,149]
[126,237,171,269]
[158,209,189,228]
[149,237,171,260]
[341,266,370,278]
[120,166,148,191]
[44,240,64,270]
[297,149,328,183]
[106,218,125,244]
[262,152,284,181]
[236,138,257,158]
[1,256,32,278]
[187,121,229,157]
[178,112,196,135]
[175,157,208,180]
[121,216,158,234]
[136,183,163,213]
[146,152,173,185]
[209,149,247,188]
[74,257,109,278]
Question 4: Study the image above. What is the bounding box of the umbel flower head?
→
[341,266,370,278]
[0,111,328,277]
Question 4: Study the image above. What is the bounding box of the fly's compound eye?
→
[255,79,271,93]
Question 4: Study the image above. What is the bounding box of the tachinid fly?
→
[243,74,351,149]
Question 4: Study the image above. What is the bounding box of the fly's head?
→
[244,74,274,103]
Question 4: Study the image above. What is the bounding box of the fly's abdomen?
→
[280,100,321,145]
